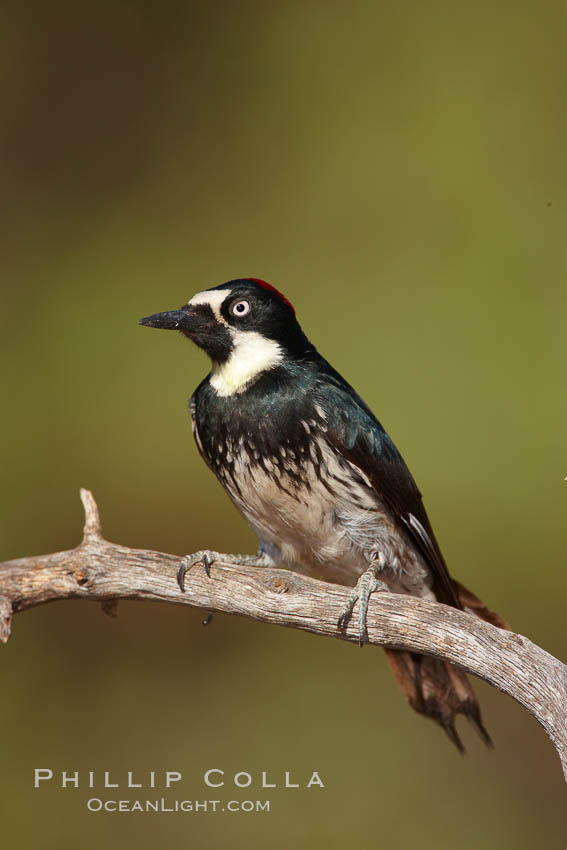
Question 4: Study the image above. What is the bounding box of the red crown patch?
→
[248,278,295,314]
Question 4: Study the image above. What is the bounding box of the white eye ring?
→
[231,299,251,317]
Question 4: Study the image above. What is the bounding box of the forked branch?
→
[1,489,566,779]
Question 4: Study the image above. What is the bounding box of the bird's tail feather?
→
[384,584,508,751]
[384,649,491,751]
[453,580,509,630]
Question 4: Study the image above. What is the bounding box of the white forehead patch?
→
[189,289,232,323]
[210,331,283,397]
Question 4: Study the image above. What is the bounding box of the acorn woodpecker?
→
[140,278,506,750]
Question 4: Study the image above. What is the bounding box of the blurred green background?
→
[0,1,564,847]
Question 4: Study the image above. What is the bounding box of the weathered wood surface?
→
[1,489,565,780]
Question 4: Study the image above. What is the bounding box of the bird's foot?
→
[177,550,217,590]
[337,553,390,646]
[177,550,272,592]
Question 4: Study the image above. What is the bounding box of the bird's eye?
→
[230,300,251,318]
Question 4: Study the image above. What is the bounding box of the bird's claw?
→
[337,553,390,646]
[177,550,217,592]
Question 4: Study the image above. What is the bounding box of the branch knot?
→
[80,488,104,544]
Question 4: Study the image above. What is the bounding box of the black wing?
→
[314,364,461,608]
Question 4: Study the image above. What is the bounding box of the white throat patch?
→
[210,331,283,397]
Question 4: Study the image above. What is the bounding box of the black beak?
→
[139,303,233,361]
[139,309,194,331]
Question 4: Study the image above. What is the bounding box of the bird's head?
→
[139,278,313,396]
